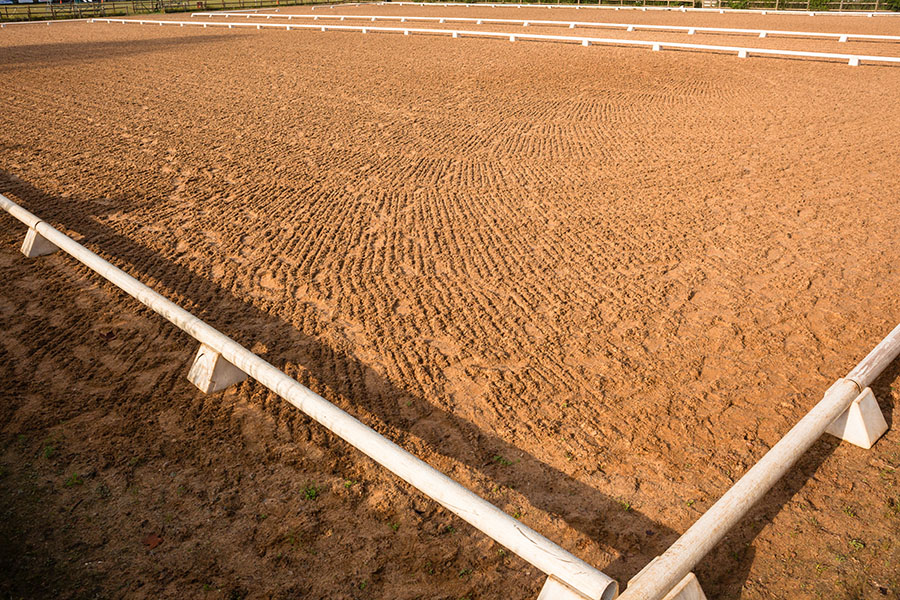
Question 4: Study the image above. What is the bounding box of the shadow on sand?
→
[3,172,896,596]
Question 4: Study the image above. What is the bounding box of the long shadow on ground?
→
[6,173,896,596]
[0,33,239,72]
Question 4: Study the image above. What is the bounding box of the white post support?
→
[0,194,618,600]
[738,49,747,57]
[839,34,848,42]
[629,560,707,600]
[849,56,860,65]
[627,25,634,31]
[688,28,695,34]
[187,343,248,394]
[538,576,594,600]
[582,39,590,46]
[618,321,900,600]
[825,387,888,449]
[759,31,767,38]
[510,34,516,41]
[659,574,706,600]
[569,22,575,28]
[452,31,458,38]
[21,227,58,258]
[652,43,661,51]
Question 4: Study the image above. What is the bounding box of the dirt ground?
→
[1,6,899,600]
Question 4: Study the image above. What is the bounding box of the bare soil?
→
[1,10,899,600]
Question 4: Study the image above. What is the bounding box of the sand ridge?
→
[1,11,899,599]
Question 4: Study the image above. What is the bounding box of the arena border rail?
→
[0,193,618,600]
[190,11,900,43]
[377,1,900,17]
[90,18,900,65]
[3,195,897,600]
[618,321,898,600]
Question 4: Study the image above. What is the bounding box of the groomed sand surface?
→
[1,10,899,599]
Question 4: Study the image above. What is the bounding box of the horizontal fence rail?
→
[0,193,618,600]
[191,11,900,42]
[620,323,900,600]
[0,0,356,24]
[90,18,900,65]
[379,2,900,16]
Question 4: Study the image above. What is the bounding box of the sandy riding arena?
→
[1,4,899,599]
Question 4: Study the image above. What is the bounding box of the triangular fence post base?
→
[628,559,707,600]
[187,343,247,393]
[826,387,888,449]
[21,227,58,258]
[659,573,707,600]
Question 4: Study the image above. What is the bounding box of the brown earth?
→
[0,9,899,600]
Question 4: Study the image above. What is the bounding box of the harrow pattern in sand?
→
[1,10,899,600]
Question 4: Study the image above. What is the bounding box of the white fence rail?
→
[190,11,900,43]
[377,2,900,16]
[90,18,900,65]
[0,193,618,600]
[619,322,900,599]
[4,190,897,600]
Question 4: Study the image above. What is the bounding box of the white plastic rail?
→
[90,18,900,66]
[0,193,617,600]
[620,321,900,600]
[190,12,900,43]
[378,1,900,17]
[91,19,900,66]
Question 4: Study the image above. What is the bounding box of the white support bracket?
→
[21,226,59,258]
[628,559,707,600]
[825,386,888,449]
[659,573,707,600]
[537,576,593,600]
[187,343,248,393]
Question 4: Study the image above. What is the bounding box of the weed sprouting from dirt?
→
[492,455,512,467]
